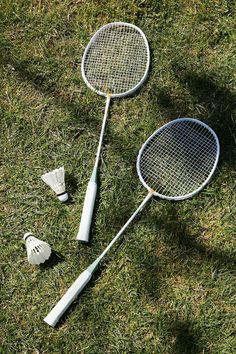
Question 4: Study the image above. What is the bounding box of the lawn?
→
[0,0,235,353]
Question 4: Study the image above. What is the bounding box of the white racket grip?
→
[77,180,97,242]
[44,268,93,327]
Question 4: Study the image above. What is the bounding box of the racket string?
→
[83,24,149,95]
[142,143,216,194]
[139,120,218,197]
[142,143,217,195]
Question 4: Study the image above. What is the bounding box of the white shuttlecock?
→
[23,232,51,265]
[41,166,68,202]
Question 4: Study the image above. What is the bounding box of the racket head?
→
[81,22,150,98]
[137,118,220,200]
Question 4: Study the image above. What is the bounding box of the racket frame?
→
[81,22,150,98]
[137,118,220,201]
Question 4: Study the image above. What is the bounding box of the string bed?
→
[139,119,218,198]
[83,24,149,95]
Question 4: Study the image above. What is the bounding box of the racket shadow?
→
[129,196,235,304]
[159,205,233,272]
[171,65,235,167]
[0,39,101,134]
[149,65,235,171]
[169,319,204,354]
[162,216,236,269]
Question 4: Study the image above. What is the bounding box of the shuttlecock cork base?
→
[41,166,68,202]
[24,232,51,265]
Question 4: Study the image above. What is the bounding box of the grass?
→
[0,0,235,353]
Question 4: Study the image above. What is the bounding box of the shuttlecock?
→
[23,232,51,265]
[41,166,68,202]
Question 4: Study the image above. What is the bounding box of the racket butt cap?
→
[76,233,89,243]
[43,314,57,327]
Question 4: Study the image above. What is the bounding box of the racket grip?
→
[43,261,97,327]
[76,180,97,242]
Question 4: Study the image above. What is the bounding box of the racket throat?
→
[87,258,101,273]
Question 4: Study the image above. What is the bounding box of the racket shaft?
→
[94,95,110,170]
[100,192,153,258]
[77,178,97,242]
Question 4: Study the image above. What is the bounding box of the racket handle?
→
[43,259,99,327]
[76,180,97,242]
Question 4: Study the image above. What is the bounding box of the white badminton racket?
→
[44,118,220,327]
[77,22,150,242]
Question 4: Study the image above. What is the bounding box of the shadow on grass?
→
[0,38,154,249]
[132,70,235,303]
[156,199,235,260]
[2,38,235,331]
[170,320,203,354]
[133,65,235,299]
[64,172,79,204]
[49,261,106,328]
[0,36,152,151]
[155,64,236,167]
[136,200,235,302]
[40,250,65,270]
[0,38,101,135]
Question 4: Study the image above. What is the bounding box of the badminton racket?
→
[77,22,150,242]
[44,118,220,327]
